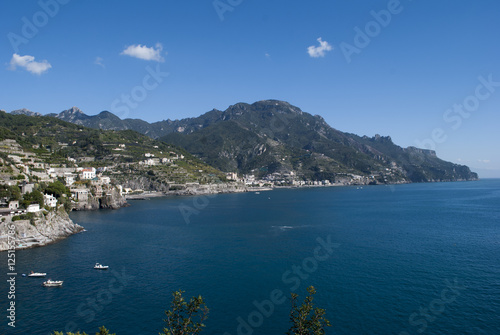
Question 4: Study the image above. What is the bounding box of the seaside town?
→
[0,134,394,251]
[1,1,496,333]
[0,134,399,212]
[0,105,472,253]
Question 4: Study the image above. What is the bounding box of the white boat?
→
[42,279,63,287]
[94,263,109,270]
[28,271,47,277]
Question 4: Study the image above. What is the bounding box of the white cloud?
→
[120,43,165,62]
[8,53,52,75]
[265,53,271,59]
[307,38,333,58]
[478,159,491,164]
[94,57,105,68]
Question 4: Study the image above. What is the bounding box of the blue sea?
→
[2,180,500,335]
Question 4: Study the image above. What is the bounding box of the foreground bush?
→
[160,290,209,335]
[52,286,330,335]
[52,325,115,335]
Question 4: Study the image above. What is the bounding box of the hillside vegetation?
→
[11,101,479,184]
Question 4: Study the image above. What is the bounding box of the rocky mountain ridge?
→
[10,100,479,183]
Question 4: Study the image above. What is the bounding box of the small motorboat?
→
[28,271,47,277]
[94,263,109,270]
[43,279,63,287]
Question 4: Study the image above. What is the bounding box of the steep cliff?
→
[0,208,84,251]
[72,186,127,211]
[100,185,128,209]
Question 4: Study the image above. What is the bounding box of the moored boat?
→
[94,263,109,270]
[28,271,47,277]
[42,279,63,287]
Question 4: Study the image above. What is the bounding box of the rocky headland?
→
[72,185,127,211]
[0,208,84,251]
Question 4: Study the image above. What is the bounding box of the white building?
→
[44,194,58,208]
[21,183,35,194]
[80,167,96,180]
[244,175,256,185]
[99,176,111,185]
[27,204,40,213]
[143,158,159,166]
[65,173,76,186]
[9,201,19,210]
[47,168,56,178]
[226,172,239,181]
[71,189,89,201]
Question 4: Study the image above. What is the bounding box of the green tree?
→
[51,326,115,335]
[96,326,115,335]
[0,185,21,201]
[160,290,209,335]
[287,286,331,335]
[44,180,70,198]
[22,190,44,208]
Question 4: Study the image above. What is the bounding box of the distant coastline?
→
[1,178,483,252]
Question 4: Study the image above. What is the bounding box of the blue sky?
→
[1,0,499,177]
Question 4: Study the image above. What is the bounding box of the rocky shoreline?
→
[0,183,264,251]
[124,183,273,199]
[0,208,84,251]
[0,179,478,252]
[0,186,127,252]
[164,183,272,196]
[72,185,127,211]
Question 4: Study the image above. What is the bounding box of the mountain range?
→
[11,101,478,183]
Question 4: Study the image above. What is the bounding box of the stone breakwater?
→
[123,183,272,199]
[0,209,84,251]
[165,183,265,196]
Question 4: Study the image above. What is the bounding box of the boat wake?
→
[271,224,313,232]
[272,225,294,231]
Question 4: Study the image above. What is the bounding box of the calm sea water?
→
[2,180,499,335]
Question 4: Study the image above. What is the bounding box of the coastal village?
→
[0,130,403,252]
